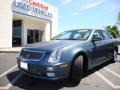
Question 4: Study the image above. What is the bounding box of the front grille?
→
[20,49,44,59]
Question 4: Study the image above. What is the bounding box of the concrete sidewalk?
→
[0,47,22,53]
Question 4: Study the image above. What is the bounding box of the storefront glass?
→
[12,20,22,47]
[27,29,44,44]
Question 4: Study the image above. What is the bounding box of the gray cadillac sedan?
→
[17,29,118,82]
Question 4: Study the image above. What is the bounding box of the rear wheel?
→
[112,49,118,62]
[70,55,83,83]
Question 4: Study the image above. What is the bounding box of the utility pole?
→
[117,12,120,25]
[116,11,120,33]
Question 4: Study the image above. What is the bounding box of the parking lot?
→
[0,53,120,90]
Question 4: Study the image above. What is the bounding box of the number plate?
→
[20,61,28,70]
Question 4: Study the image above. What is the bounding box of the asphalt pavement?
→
[0,53,120,90]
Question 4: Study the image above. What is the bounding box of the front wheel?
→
[70,55,83,83]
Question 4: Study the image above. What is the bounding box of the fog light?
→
[47,67,54,71]
[47,72,55,77]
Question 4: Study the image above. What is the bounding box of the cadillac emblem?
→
[26,54,30,59]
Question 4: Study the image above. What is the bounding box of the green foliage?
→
[105,25,120,38]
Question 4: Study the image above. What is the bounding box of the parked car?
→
[17,29,118,82]
[117,37,120,45]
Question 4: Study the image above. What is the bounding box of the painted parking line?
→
[0,65,17,79]
[104,67,120,79]
[0,73,23,90]
[96,72,120,89]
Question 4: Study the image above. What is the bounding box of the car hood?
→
[25,40,84,52]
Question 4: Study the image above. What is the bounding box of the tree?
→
[105,25,120,38]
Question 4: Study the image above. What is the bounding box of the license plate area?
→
[20,61,28,70]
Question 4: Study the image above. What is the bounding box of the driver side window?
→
[93,30,103,40]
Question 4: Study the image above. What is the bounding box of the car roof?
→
[65,29,92,32]
[64,29,105,32]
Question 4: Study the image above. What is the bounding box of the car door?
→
[91,30,107,67]
[101,30,114,60]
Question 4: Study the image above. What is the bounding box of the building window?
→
[27,29,44,44]
[12,20,22,47]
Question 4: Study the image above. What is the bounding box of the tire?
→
[70,55,83,83]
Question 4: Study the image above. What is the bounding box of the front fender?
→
[60,45,87,63]
[60,43,93,70]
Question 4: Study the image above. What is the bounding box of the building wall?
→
[13,0,59,46]
[50,7,59,37]
[0,0,12,48]
[22,19,47,46]
[43,1,59,40]
[0,0,58,48]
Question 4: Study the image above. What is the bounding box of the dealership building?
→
[0,0,58,48]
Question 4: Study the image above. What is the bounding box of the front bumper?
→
[17,58,70,80]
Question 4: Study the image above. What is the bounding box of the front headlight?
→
[48,49,62,63]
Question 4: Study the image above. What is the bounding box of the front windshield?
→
[53,29,92,40]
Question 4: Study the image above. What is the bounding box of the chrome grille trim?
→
[20,49,45,60]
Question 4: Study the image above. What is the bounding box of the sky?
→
[44,0,120,33]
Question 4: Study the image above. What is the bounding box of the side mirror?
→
[92,35,102,42]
